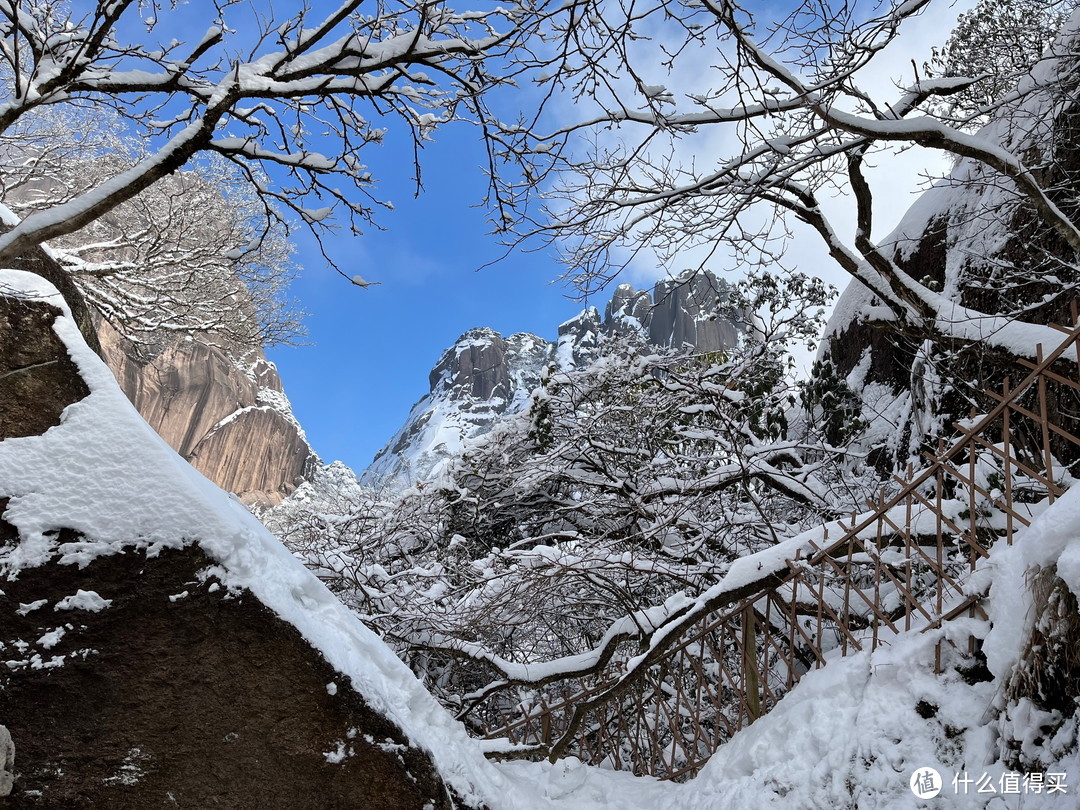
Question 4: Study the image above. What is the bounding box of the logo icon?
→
[910,767,943,799]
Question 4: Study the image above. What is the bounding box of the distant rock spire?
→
[650,271,740,353]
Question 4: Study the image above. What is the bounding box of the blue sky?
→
[81,0,974,474]
[73,0,592,471]
[266,121,586,471]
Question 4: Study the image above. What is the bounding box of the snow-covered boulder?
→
[0,267,510,807]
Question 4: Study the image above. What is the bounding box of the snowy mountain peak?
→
[363,269,743,488]
[556,306,603,370]
[605,283,652,333]
[428,326,519,400]
[365,326,556,486]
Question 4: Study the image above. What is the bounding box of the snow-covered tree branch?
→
[0,94,305,351]
[0,0,539,270]
[488,0,1080,362]
[264,272,874,736]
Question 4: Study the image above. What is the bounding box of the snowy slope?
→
[677,478,1080,809]
[510,488,1080,808]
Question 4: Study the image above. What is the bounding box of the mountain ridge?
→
[363,269,742,486]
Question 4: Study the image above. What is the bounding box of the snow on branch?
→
[486,0,1080,363]
[0,0,537,268]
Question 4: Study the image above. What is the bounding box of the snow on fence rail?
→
[472,317,1080,780]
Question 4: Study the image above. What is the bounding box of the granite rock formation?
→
[97,321,317,507]
[649,272,741,353]
[367,329,551,485]
[0,205,314,508]
[365,269,743,485]
[428,327,513,401]
[816,38,1080,466]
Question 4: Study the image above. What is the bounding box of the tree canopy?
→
[0,0,542,272]
[489,0,1080,363]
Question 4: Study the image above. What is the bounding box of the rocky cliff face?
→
[97,321,317,507]
[365,269,742,486]
[366,329,552,486]
[0,203,316,509]
[649,272,741,352]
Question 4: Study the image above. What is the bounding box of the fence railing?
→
[473,321,1080,779]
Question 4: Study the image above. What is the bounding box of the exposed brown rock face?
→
[0,298,89,440]
[97,321,317,507]
[0,538,455,810]
[0,230,101,358]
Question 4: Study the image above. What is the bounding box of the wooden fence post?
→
[743,606,761,722]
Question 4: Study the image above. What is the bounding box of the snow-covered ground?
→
[3,267,1078,808]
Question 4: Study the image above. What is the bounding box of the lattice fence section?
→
[473,323,1080,780]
